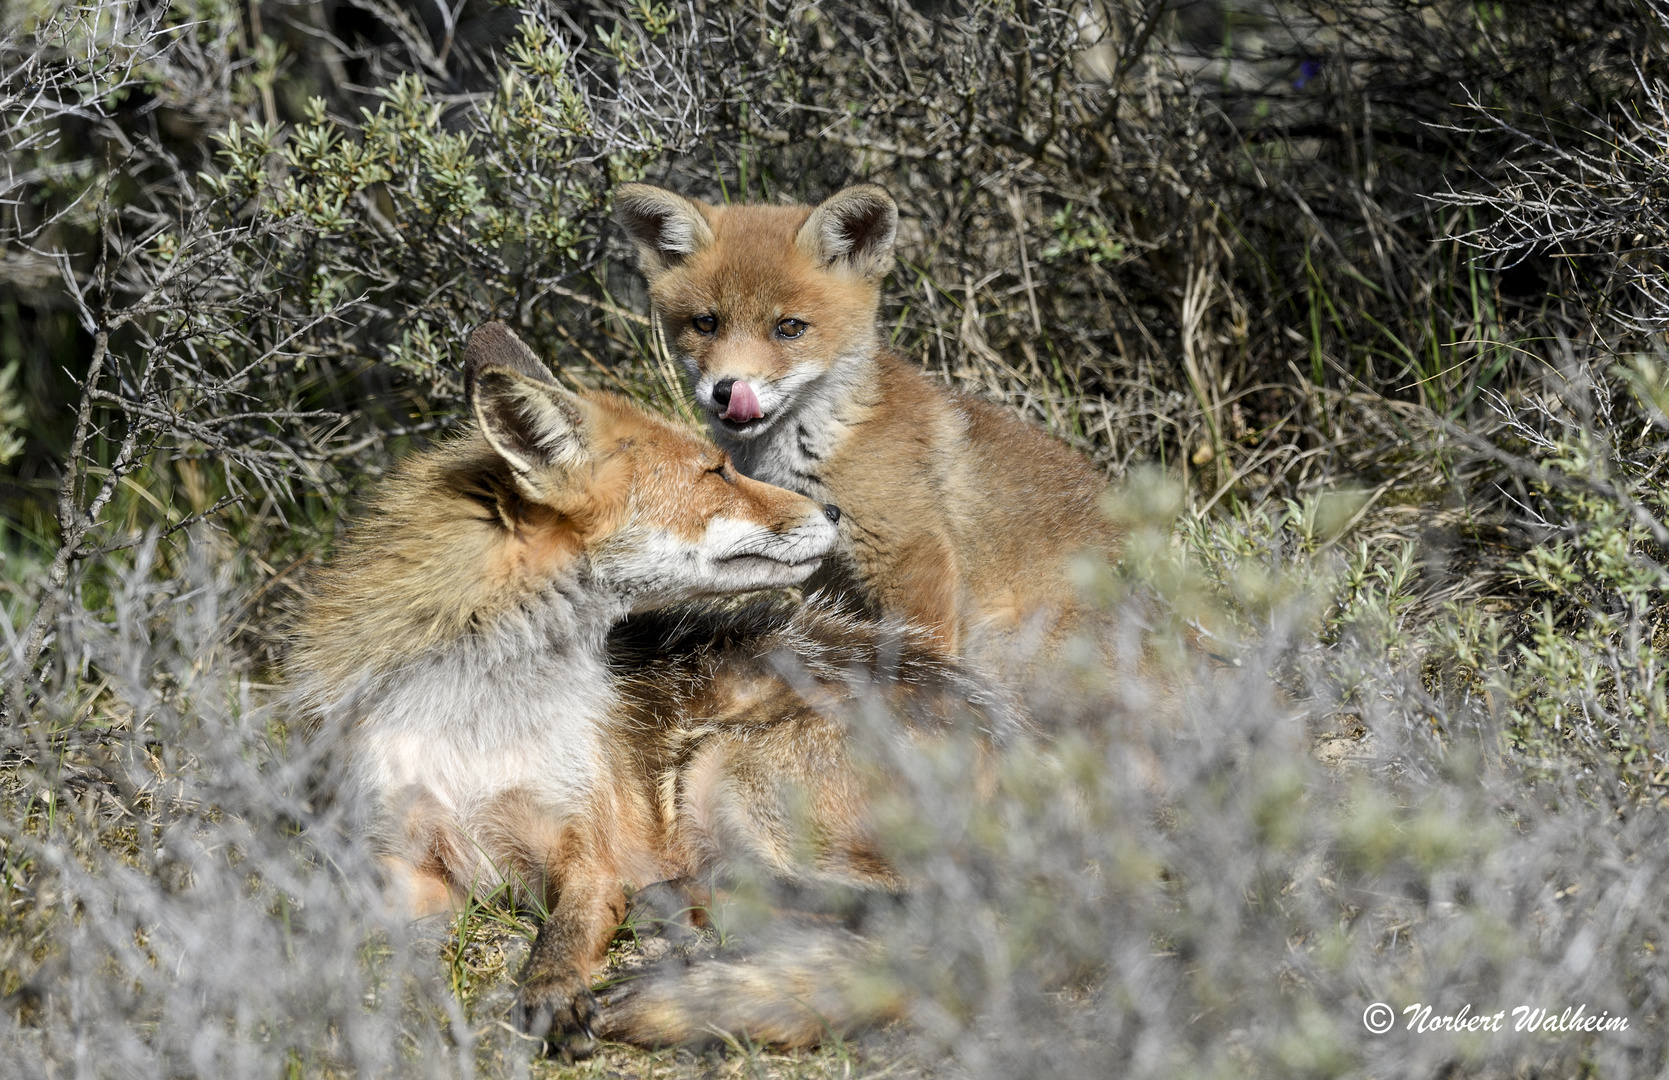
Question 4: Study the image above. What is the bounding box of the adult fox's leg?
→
[503,797,633,1056]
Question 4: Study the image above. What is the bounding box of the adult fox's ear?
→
[464,323,590,496]
[463,322,556,401]
[613,184,716,276]
[796,184,897,280]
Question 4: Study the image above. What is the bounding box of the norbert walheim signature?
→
[1363,1001,1631,1035]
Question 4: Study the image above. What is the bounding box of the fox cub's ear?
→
[797,185,898,280]
[464,323,591,497]
[614,184,716,275]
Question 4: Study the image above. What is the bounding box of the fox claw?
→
[513,970,599,1058]
[545,1033,597,1062]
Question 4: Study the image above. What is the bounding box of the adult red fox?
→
[614,183,1121,668]
[289,323,1018,1052]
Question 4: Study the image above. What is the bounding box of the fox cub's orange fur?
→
[615,183,1120,666]
[289,324,1016,1050]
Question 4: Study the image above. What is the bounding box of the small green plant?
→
[1041,203,1127,265]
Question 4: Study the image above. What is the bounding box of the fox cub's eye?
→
[705,462,735,485]
[776,318,808,339]
[692,314,718,335]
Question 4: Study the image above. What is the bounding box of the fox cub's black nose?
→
[713,378,735,406]
[823,504,841,524]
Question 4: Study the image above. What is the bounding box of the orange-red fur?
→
[290,324,1014,1051]
[616,184,1120,671]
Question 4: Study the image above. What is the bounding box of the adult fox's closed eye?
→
[287,322,1019,1051]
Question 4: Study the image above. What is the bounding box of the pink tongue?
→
[720,380,764,421]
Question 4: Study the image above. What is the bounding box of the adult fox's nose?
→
[713,378,735,406]
[823,504,841,524]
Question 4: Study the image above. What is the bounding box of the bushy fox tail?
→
[593,927,907,1048]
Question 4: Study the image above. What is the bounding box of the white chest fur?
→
[352,650,609,813]
[724,355,872,502]
[327,611,616,851]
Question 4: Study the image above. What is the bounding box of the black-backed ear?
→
[464,322,557,407]
[613,184,716,277]
[469,361,592,498]
[795,185,898,279]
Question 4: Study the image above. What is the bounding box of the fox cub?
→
[289,324,1016,1050]
[615,183,1120,666]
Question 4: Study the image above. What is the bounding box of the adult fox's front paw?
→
[513,967,599,1060]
